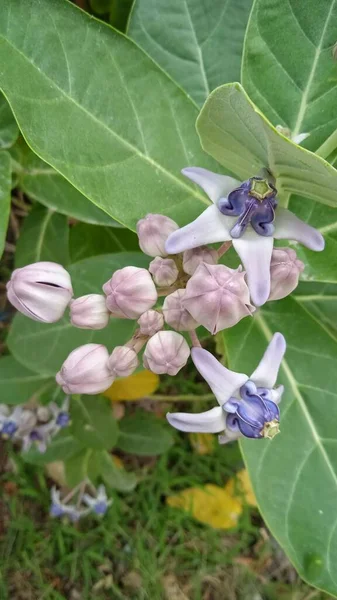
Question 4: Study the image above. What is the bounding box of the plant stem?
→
[189,329,202,348]
[148,393,214,402]
[217,241,232,258]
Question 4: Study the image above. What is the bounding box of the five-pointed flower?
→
[167,333,286,443]
[83,485,112,516]
[165,168,324,306]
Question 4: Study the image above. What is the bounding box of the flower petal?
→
[232,231,274,306]
[166,406,226,433]
[191,347,248,406]
[165,205,232,254]
[182,167,240,204]
[251,333,286,388]
[274,208,324,251]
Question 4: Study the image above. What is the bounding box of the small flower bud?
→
[269,248,304,301]
[184,263,254,334]
[108,346,139,378]
[183,246,218,275]
[6,261,73,323]
[163,289,198,331]
[70,294,110,330]
[149,257,178,287]
[56,344,114,395]
[136,214,179,257]
[143,331,190,375]
[37,406,51,422]
[137,310,164,336]
[103,267,157,319]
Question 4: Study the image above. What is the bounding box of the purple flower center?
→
[1,421,18,438]
[224,380,280,439]
[50,502,64,517]
[56,412,70,428]
[93,501,108,515]
[218,177,278,239]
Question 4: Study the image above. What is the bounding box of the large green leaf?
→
[117,412,174,455]
[197,83,337,207]
[128,0,252,107]
[23,429,85,465]
[69,222,139,263]
[15,204,69,268]
[70,395,118,451]
[242,0,337,152]
[0,93,18,149]
[10,140,119,227]
[0,0,220,229]
[0,356,52,405]
[99,450,138,491]
[0,151,11,257]
[7,252,149,375]
[224,299,337,595]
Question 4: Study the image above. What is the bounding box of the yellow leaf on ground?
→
[224,469,258,507]
[166,484,242,529]
[188,432,215,455]
[103,370,159,401]
[112,455,124,469]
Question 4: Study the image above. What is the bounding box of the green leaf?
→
[0,150,11,257]
[224,299,337,596]
[69,222,139,263]
[99,450,137,491]
[90,0,112,14]
[71,395,118,451]
[65,449,92,486]
[0,0,219,229]
[129,0,252,106]
[23,429,84,465]
[197,83,337,207]
[242,0,337,152]
[7,252,148,375]
[15,204,69,268]
[0,92,18,149]
[117,412,174,455]
[10,139,118,227]
[0,356,52,405]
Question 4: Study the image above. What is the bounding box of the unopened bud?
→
[163,289,198,331]
[103,267,157,319]
[108,346,139,378]
[6,261,73,323]
[184,263,254,334]
[269,248,304,301]
[183,246,218,275]
[37,406,51,422]
[56,344,114,395]
[18,409,37,433]
[143,331,190,375]
[137,310,164,336]
[70,294,110,330]
[136,214,179,257]
[149,257,178,287]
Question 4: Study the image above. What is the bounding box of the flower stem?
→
[147,393,215,402]
[189,329,202,348]
[217,241,232,259]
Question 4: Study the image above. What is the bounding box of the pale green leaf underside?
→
[7,252,149,376]
[242,0,337,153]
[0,356,52,405]
[197,83,337,207]
[0,0,220,230]
[15,204,69,268]
[225,299,337,596]
[10,140,119,227]
[0,151,11,257]
[128,0,252,107]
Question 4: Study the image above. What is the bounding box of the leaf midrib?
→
[0,33,209,207]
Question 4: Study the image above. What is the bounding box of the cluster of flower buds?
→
[6,162,324,445]
[0,398,70,453]
[50,483,112,521]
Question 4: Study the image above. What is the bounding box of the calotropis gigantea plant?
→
[2,0,337,594]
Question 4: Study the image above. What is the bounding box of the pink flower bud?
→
[70,294,110,330]
[56,344,114,395]
[143,331,190,375]
[136,214,179,257]
[103,266,157,319]
[149,257,179,287]
[183,246,218,275]
[6,261,73,323]
[269,248,304,301]
[183,263,254,334]
[137,310,164,336]
[163,289,198,331]
[108,346,139,377]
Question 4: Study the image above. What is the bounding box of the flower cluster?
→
[0,398,70,453]
[6,165,324,445]
[50,483,112,521]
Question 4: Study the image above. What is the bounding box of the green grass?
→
[0,436,332,600]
